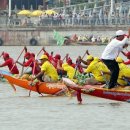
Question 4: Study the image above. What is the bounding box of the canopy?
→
[30,10,44,17]
[45,10,57,15]
[17,10,31,16]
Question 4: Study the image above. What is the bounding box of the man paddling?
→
[32,55,59,82]
[0,52,19,74]
[101,29,130,89]
[17,52,40,75]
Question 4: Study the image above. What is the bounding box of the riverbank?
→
[0,25,129,46]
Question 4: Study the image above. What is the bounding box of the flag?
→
[53,30,65,46]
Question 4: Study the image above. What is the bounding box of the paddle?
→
[10,48,25,73]
[28,48,44,97]
[123,77,130,86]
[20,46,28,77]
[0,52,4,58]
[29,54,37,97]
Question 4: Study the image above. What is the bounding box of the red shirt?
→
[23,57,40,75]
[1,58,19,74]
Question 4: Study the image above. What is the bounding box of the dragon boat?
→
[63,78,130,102]
[3,74,67,95]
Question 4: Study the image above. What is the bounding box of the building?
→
[0,0,8,9]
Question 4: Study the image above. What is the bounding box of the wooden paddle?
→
[29,54,37,97]
[0,52,4,58]
[20,46,27,77]
[10,48,25,73]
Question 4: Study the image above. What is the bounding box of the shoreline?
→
[0,25,129,46]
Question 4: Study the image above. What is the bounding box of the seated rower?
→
[17,52,40,79]
[0,52,19,74]
[32,55,59,82]
[82,56,110,85]
[60,63,79,83]
[116,57,130,86]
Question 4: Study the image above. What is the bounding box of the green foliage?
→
[76,73,93,85]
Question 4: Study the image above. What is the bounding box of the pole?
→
[110,0,114,15]
[8,0,11,17]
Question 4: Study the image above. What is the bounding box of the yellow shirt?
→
[41,61,58,81]
[118,63,130,78]
[62,64,76,79]
[117,63,130,86]
[85,60,110,82]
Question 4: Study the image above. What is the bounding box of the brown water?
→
[0,46,130,130]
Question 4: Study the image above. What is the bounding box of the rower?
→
[83,56,110,85]
[0,52,19,74]
[61,63,78,83]
[17,52,40,76]
[32,55,59,82]
[116,57,130,86]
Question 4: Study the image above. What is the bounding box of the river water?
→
[0,46,130,130]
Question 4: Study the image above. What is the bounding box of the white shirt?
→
[101,37,129,60]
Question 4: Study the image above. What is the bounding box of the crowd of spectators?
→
[1,8,130,27]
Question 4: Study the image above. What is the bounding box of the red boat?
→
[67,84,130,102]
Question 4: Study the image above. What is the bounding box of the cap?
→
[116,57,124,63]
[116,30,125,36]
[54,54,61,59]
[3,53,9,58]
[87,55,94,61]
[24,52,31,58]
[39,55,48,60]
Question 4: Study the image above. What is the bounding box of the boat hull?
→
[68,85,130,102]
[3,74,66,95]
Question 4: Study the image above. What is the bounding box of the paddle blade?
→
[9,82,16,92]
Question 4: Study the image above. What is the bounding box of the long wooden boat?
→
[68,84,130,102]
[62,78,130,102]
[3,74,66,95]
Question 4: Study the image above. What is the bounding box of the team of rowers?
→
[0,45,130,88]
